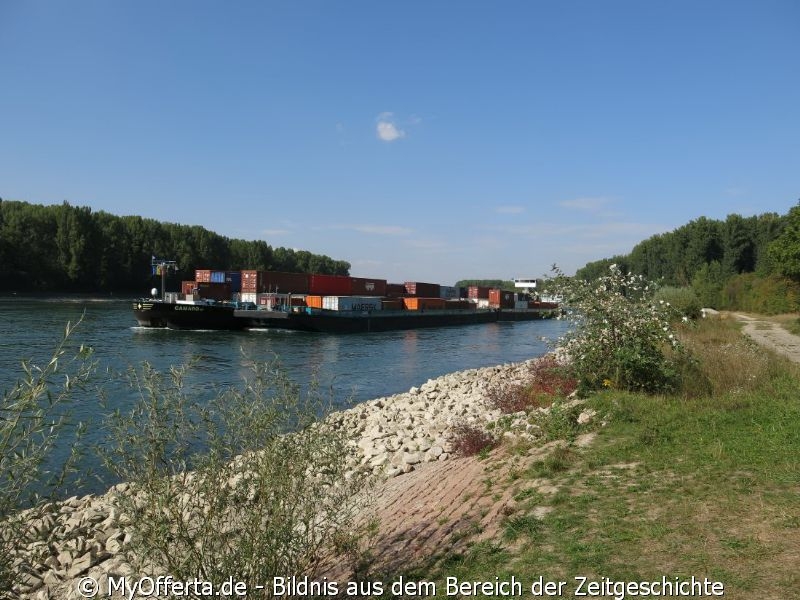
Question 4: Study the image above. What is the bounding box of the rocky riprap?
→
[6,356,561,599]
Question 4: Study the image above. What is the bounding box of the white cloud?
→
[376,112,406,142]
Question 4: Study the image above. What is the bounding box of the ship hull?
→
[132,300,247,330]
[133,301,558,333]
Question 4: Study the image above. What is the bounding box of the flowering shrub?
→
[549,264,684,394]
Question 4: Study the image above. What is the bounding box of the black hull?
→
[132,300,247,330]
[133,301,558,333]
[242,309,500,333]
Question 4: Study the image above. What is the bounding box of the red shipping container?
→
[195,269,212,283]
[404,281,441,297]
[468,286,491,299]
[181,281,197,295]
[240,270,309,294]
[350,277,387,296]
[385,283,406,297]
[489,289,516,309]
[308,274,352,296]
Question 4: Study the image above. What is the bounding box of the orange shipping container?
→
[181,280,197,295]
[195,269,212,283]
[305,295,323,309]
[403,297,447,311]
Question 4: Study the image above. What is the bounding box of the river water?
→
[0,297,571,495]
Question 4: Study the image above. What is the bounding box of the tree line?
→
[0,199,350,293]
[575,201,800,313]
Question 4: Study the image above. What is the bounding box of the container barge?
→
[133,267,559,333]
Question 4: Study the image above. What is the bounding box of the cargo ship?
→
[132,265,559,333]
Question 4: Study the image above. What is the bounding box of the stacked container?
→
[489,289,516,309]
[308,274,351,296]
[322,296,382,311]
[439,285,458,299]
[467,286,491,299]
[402,297,446,310]
[350,277,387,296]
[241,270,310,294]
[404,281,441,297]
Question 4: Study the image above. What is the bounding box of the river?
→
[0,296,571,495]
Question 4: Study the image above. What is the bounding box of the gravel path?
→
[733,313,800,363]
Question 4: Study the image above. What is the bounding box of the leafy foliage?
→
[549,264,684,394]
[576,204,798,312]
[0,199,350,292]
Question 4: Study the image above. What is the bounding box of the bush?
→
[101,358,370,591]
[654,286,702,319]
[550,264,685,394]
[449,421,498,457]
[487,356,577,414]
[0,319,94,598]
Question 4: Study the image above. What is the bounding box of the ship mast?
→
[151,256,178,300]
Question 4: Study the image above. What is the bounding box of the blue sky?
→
[1,1,798,284]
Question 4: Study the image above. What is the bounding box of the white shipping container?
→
[474,299,491,309]
[240,293,258,303]
[439,285,458,299]
[322,296,382,312]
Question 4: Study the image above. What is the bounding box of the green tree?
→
[768,202,800,281]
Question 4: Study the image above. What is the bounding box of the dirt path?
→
[732,312,800,363]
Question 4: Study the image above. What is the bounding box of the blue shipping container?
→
[210,271,227,283]
[226,272,242,293]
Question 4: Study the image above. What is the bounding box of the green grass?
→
[389,317,800,599]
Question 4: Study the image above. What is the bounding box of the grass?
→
[390,316,800,599]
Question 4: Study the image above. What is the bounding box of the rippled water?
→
[0,297,571,494]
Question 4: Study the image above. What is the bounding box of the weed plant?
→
[0,319,94,598]
[449,422,498,457]
[100,358,371,596]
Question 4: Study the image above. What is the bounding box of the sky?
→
[1,1,798,285]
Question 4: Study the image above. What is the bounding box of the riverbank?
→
[8,354,579,599]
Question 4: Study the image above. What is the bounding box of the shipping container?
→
[195,269,212,283]
[181,280,197,295]
[439,285,458,299]
[473,299,491,309]
[308,274,352,296]
[240,292,258,304]
[350,277,387,297]
[489,289,516,309]
[467,286,491,299]
[241,270,310,294]
[515,300,529,310]
[196,282,231,301]
[404,281,441,297]
[305,295,324,309]
[322,296,382,312]
[402,297,447,311]
[381,299,404,310]
[385,283,406,298]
